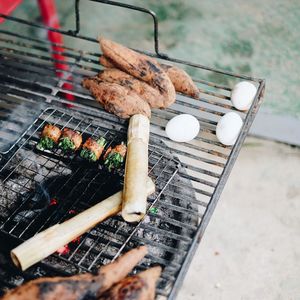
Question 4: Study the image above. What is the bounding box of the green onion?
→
[80,149,97,162]
[104,152,124,172]
[36,137,54,151]
[58,137,75,152]
[96,137,107,147]
[149,207,158,214]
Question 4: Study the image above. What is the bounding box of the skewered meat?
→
[1,246,148,300]
[99,37,176,107]
[98,266,162,300]
[100,55,199,99]
[103,142,127,172]
[97,68,166,108]
[80,136,107,162]
[82,77,151,119]
[36,124,61,151]
[58,128,82,151]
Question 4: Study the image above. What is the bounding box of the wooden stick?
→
[122,114,150,222]
[11,178,155,271]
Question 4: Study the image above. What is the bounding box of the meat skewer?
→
[3,246,148,300]
[36,124,61,151]
[10,178,155,271]
[80,136,107,162]
[100,54,200,99]
[103,142,127,172]
[98,266,161,300]
[58,128,82,152]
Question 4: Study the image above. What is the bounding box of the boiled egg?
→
[166,114,200,142]
[231,81,257,111]
[216,112,243,146]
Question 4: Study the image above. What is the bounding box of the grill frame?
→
[0,1,265,299]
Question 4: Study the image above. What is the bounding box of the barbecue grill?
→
[0,1,265,299]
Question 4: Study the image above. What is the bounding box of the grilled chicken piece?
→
[100,55,199,99]
[98,266,162,300]
[80,136,107,162]
[104,142,127,172]
[82,77,151,119]
[0,246,148,300]
[36,124,61,151]
[99,38,176,107]
[97,68,166,108]
[58,128,82,151]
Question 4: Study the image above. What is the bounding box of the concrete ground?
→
[178,137,300,300]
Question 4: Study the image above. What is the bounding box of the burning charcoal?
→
[103,142,127,172]
[80,137,107,162]
[36,124,61,151]
[58,128,82,152]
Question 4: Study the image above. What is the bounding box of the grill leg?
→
[37,0,75,103]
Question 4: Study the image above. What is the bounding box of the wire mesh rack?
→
[0,1,265,299]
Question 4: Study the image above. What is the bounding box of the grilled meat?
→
[36,124,61,151]
[97,68,166,108]
[100,55,199,99]
[104,142,127,172]
[80,136,107,162]
[82,77,151,119]
[98,266,162,300]
[99,37,176,107]
[58,128,82,152]
[0,246,148,300]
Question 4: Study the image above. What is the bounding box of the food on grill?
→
[99,37,176,107]
[82,77,151,119]
[58,128,82,151]
[4,247,148,300]
[104,142,127,172]
[216,112,243,146]
[100,55,199,99]
[231,81,257,111]
[80,136,107,162]
[165,114,200,142]
[97,68,166,108]
[122,115,150,223]
[11,178,155,271]
[36,124,61,151]
[160,63,200,99]
[98,266,162,300]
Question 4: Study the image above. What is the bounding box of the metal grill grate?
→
[0,1,265,299]
[0,108,198,297]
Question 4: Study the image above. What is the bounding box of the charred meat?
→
[80,137,107,162]
[104,142,127,172]
[58,128,82,152]
[36,124,61,151]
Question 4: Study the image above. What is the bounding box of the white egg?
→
[166,114,200,142]
[216,112,243,146]
[231,81,257,111]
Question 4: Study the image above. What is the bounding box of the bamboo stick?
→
[11,177,155,271]
[122,114,150,222]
